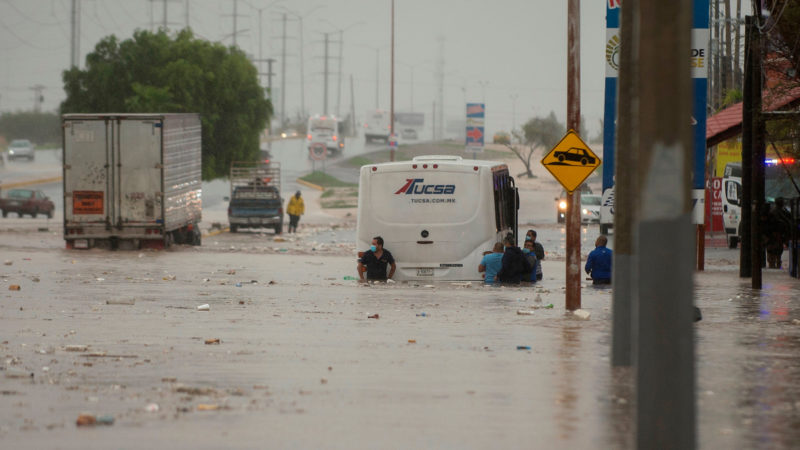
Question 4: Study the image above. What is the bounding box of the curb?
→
[0,176,63,190]
[296,178,324,191]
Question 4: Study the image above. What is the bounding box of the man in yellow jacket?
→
[286,190,305,233]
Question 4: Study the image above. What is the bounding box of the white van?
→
[307,115,344,156]
[356,155,519,281]
[363,109,390,142]
[722,162,742,248]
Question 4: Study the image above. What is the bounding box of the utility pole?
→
[713,0,720,108]
[478,81,488,103]
[280,13,287,127]
[30,85,45,113]
[233,0,238,46]
[323,33,330,115]
[390,0,395,162]
[350,74,356,137]
[70,0,80,68]
[636,1,695,448]
[432,101,436,141]
[410,66,415,112]
[185,0,189,29]
[375,48,380,109]
[734,0,742,89]
[565,0,581,311]
[612,0,639,367]
[435,36,445,142]
[163,0,168,30]
[336,30,343,118]
[724,0,732,90]
[299,16,306,118]
[740,16,753,278]
[751,15,764,289]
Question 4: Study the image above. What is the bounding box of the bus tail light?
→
[423,164,428,169]
[307,134,312,140]
[412,164,417,169]
[433,164,438,169]
[372,167,377,172]
[473,166,479,171]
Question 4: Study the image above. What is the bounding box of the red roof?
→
[706,85,800,148]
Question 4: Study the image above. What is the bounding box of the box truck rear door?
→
[117,119,163,225]
[64,119,110,224]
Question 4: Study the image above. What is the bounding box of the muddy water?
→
[1,226,799,449]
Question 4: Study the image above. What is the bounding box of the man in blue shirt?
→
[585,235,612,285]
[479,242,504,285]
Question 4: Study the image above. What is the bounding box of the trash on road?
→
[792,319,800,325]
[227,269,236,275]
[204,338,220,345]
[106,299,135,305]
[235,282,242,287]
[408,339,417,344]
[65,345,88,352]
[516,345,531,350]
[197,304,210,311]
[145,403,160,413]
[367,314,379,319]
[573,309,591,320]
[197,404,219,411]
[96,415,115,425]
[163,275,176,281]
[76,414,96,426]
[4,367,33,379]
[416,312,427,317]
[517,310,535,315]
[343,276,357,281]
[8,285,21,291]
[3,260,11,266]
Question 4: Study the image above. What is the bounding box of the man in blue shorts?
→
[479,242,504,285]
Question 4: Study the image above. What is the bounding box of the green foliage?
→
[521,111,565,149]
[61,29,272,180]
[0,111,61,147]
[721,89,743,108]
[299,171,357,188]
[344,156,373,168]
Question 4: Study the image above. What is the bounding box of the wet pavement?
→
[1,222,799,449]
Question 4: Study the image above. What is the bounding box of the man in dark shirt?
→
[357,236,396,282]
[497,235,531,285]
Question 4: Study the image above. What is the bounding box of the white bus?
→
[356,155,519,281]
[307,115,344,156]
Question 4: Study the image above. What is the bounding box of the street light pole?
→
[565,0,581,311]
[390,0,395,162]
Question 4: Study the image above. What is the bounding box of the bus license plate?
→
[417,268,433,276]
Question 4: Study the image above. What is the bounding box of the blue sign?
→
[466,103,485,150]
[601,0,709,225]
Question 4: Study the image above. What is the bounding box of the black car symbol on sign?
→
[553,147,596,166]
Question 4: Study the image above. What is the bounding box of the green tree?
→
[61,29,272,180]
[0,111,61,147]
[507,111,565,178]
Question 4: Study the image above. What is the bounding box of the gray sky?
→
[0,0,619,136]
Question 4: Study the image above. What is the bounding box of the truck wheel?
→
[1,209,6,218]
[728,236,738,249]
[274,225,282,235]
[600,224,609,235]
[191,227,202,246]
[33,208,39,218]
[230,225,238,233]
[47,210,53,219]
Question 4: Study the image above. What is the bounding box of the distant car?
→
[0,189,54,218]
[8,139,35,161]
[493,131,511,145]
[555,185,593,223]
[401,128,418,140]
[553,147,595,165]
[580,194,601,224]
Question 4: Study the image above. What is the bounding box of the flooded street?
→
[1,221,799,449]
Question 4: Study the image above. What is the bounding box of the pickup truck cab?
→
[1,188,54,218]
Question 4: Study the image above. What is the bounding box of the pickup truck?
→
[0,188,55,218]
[227,161,283,234]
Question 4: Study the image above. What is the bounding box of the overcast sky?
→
[0,0,723,136]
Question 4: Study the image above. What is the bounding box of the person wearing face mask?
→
[525,229,544,281]
[357,236,396,282]
[522,240,539,284]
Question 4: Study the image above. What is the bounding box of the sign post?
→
[309,142,327,173]
[541,129,601,311]
[465,103,485,158]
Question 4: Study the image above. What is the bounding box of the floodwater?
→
[1,221,799,449]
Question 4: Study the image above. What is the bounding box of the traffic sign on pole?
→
[541,130,601,193]
[465,103,485,153]
[309,142,327,161]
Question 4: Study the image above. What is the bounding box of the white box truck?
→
[62,113,203,250]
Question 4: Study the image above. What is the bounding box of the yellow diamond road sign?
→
[541,130,601,193]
